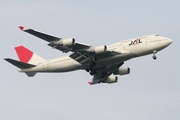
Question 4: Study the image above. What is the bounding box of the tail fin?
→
[15,46,45,64]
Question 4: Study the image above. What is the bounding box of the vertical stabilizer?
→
[15,46,45,64]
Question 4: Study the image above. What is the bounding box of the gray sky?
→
[1,0,180,120]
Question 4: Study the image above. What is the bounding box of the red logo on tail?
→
[15,46,33,63]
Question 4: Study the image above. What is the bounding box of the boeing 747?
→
[4,26,172,85]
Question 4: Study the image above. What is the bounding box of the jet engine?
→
[62,38,75,47]
[107,76,118,84]
[94,45,107,54]
[118,67,130,75]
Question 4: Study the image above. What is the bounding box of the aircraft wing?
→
[89,62,124,85]
[19,26,91,53]
[69,50,120,68]
[19,26,121,66]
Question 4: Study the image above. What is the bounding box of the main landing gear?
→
[86,61,97,76]
[152,50,157,60]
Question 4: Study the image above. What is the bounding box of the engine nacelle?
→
[62,38,75,47]
[118,67,130,75]
[107,76,118,84]
[94,45,107,54]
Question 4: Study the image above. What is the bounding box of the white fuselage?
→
[19,35,172,73]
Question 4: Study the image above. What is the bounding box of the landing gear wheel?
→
[152,50,157,60]
[152,56,157,60]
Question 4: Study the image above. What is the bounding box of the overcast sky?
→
[1,0,180,120]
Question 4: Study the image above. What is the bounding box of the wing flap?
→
[48,42,91,53]
[72,42,91,51]
[48,42,70,53]
[69,50,120,66]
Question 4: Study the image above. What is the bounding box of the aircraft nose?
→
[157,37,172,49]
[162,37,172,47]
[167,38,172,45]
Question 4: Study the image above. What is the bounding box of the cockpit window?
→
[155,34,160,36]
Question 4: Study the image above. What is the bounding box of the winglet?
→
[19,26,24,30]
[88,82,92,85]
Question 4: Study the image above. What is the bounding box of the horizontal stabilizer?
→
[4,58,36,69]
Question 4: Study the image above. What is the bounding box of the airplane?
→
[4,26,172,85]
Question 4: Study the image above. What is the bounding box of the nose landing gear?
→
[152,55,157,60]
[152,50,157,60]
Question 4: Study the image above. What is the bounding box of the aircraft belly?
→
[50,58,83,72]
[20,57,83,72]
[129,47,150,56]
